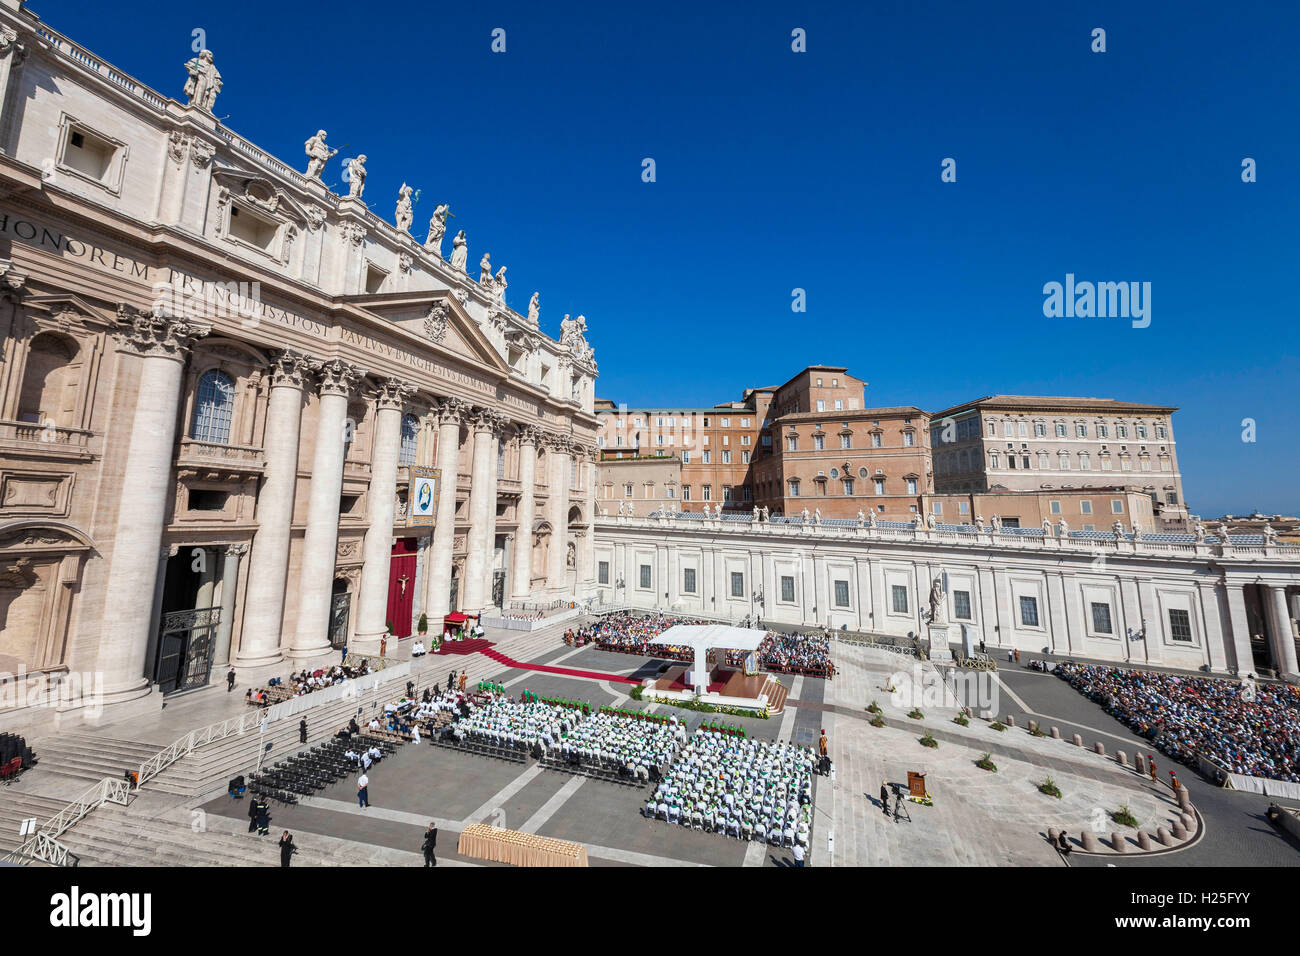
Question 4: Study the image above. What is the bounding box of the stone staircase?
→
[146,665,440,798]
[763,677,789,715]
[31,734,170,784]
[55,798,417,867]
[0,789,69,854]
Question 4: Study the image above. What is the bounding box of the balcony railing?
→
[0,419,92,452]
[176,438,264,471]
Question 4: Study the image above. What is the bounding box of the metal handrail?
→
[0,776,129,866]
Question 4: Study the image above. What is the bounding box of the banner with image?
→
[408,466,439,526]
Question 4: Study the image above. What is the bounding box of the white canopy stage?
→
[652,624,769,692]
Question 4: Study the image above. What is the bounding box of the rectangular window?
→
[953,590,971,620]
[787,436,798,451]
[932,502,942,515]
[683,568,697,593]
[789,481,800,497]
[1168,608,1193,642]
[1050,500,1061,514]
[598,561,610,585]
[906,478,917,494]
[702,450,711,463]
[874,478,885,495]
[742,451,751,463]
[842,479,854,495]
[730,571,744,598]
[813,436,824,450]
[816,400,825,412]
[682,486,691,501]
[891,585,909,614]
[682,451,691,464]
[721,450,731,464]
[1019,595,1040,627]
[639,564,651,589]
[721,418,730,427]
[833,580,850,608]
[1090,602,1113,634]
[780,575,795,602]
[1111,499,1124,514]
[702,485,712,500]
[1098,425,1109,438]
[840,434,851,449]
[903,431,915,447]
[1081,500,1093,514]
[1076,424,1088,438]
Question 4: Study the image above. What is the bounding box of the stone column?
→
[483,426,504,608]
[461,407,505,612]
[237,350,313,666]
[579,446,597,596]
[511,425,540,599]
[1267,584,1298,677]
[423,399,465,619]
[545,435,571,593]
[353,378,415,653]
[1223,582,1255,675]
[290,359,365,662]
[213,543,247,666]
[98,307,208,704]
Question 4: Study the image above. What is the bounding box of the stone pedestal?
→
[927,624,951,661]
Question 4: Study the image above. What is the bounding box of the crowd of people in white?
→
[555,711,688,782]
[645,729,815,845]
[451,696,580,751]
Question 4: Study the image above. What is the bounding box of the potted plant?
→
[417,612,429,637]
[976,752,997,772]
[919,732,938,749]
[1038,776,1062,798]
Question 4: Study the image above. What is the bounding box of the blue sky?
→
[35,0,1299,517]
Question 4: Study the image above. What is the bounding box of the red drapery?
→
[385,538,418,638]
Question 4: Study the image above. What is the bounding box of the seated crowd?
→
[1055,662,1300,783]
[247,661,375,707]
[646,728,815,844]
[451,694,579,751]
[569,613,834,678]
[555,711,688,782]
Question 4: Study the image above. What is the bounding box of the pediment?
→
[21,293,113,330]
[210,163,313,227]
[342,290,510,375]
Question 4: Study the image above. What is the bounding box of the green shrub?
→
[908,708,925,720]
[1111,805,1139,827]
[919,732,938,749]
[976,752,997,772]
[990,721,1007,732]
[1038,776,1062,798]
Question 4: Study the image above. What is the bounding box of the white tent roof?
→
[650,624,768,652]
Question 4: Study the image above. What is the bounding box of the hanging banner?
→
[408,466,439,526]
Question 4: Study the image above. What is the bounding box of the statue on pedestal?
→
[394,183,413,233]
[926,511,937,530]
[1193,522,1206,542]
[928,576,946,625]
[450,231,468,272]
[991,514,1002,532]
[527,292,540,325]
[304,130,337,179]
[183,49,223,112]
[345,155,367,199]
[857,509,866,527]
[479,253,493,286]
[1262,523,1277,545]
[425,204,450,255]
[1057,518,1069,537]
[493,266,507,303]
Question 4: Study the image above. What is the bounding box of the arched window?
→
[190,369,235,444]
[17,332,78,426]
[399,413,419,466]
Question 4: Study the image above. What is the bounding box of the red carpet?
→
[433,639,640,685]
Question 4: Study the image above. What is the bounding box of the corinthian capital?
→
[267,349,316,389]
[114,304,209,358]
[468,406,508,435]
[316,358,366,397]
[515,423,544,446]
[432,396,467,426]
[375,377,416,411]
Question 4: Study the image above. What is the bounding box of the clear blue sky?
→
[33,0,1299,517]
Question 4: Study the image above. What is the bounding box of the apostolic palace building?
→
[0,2,1297,736]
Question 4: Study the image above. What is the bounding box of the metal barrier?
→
[0,776,129,866]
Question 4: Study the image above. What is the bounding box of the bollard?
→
[1050,726,1060,739]
[1180,812,1195,831]
[1111,832,1127,853]
[1137,831,1153,850]
[1176,787,1191,810]
[1135,753,1147,775]
[1094,741,1106,756]
[1072,733,1083,747]
[1006,715,1015,727]
[1048,826,1060,843]
[1080,830,1098,851]
[1171,822,1188,840]
[1156,826,1174,847]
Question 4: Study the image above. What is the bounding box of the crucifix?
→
[397,573,410,597]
